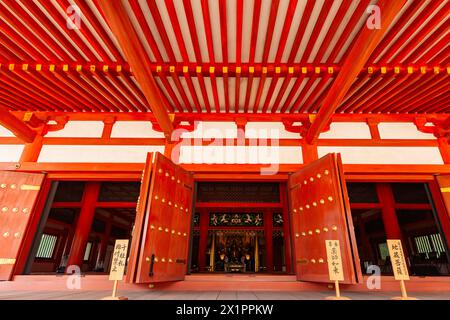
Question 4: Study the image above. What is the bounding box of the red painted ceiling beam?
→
[0,108,36,142]
[305,0,407,143]
[96,0,173,138]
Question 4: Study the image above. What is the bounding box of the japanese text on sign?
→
[109,239,129,281]
[325,240,344,281]
[387,239,410,281]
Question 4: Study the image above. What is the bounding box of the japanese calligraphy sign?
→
[109,239,129,281]
[325,240,344,281]
[387,240,410,281]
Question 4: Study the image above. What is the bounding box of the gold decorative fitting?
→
[12,208,18,213]
[185,208,188,213]
[183,233,187,237]
[161,258,166,262]
[293,209,297,213]
[308,230,313,235]
[145,257,150,262]
[154,257,159,262]
[162,198,166,203]
[328,196,333,202]
[10,184,17,189]
[309,177,314,182]
[169,259,173,263]
[319,258,324,264]
[301,232,306,236]
[311,259,316,264]
[313,202,317,207]
[299,207,303,211]
[317,174,321,179]
[1,207,8,213]
[0,184,6,189]
[295,233,300,238]
[154,195,159,200]
[23,208,29,214]
[158,227,163,231]
[174,204,178,208]
[168,201,172,206]
[180,206,184,210]
[303,180,307,185]
[315,229,320,234]
[150,225,155,229]
[165,228,169,233]
[14,232,20,238]
[305,205,310,209]
[177,179,181,184]
[3,232,10,238]
[178,232,181,235]
[324,170,329,175]
[332,225,338,231]
[320,199,325,204]
[323,227,329,232]
[158,169,163,173]
[171,176,175,180]
[171,230,175,234]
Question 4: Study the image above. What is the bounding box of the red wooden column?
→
[198,210,209,272]
[19,135,43,162]
[280,183,292,273]
[66,182,101,269]
[264,211,273,273]
[437,137,450,164]
[95,220,112,270]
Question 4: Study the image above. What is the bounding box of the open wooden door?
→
[128,152,194,283]
[0,171,45,280]
[288,153,362,284]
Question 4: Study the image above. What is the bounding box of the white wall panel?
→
[0,125,14,137]
[38,145,164,163]
[379,122,436,140]
[319,122,372,139]
[111,121,165,138]
[45,121,104,138]
[318,146,443,164]
[0,145,24,162]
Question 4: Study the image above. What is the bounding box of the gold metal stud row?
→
[292,196,334,214]
[2,231,21,239]
[153,195,189,213]
[1,207,29,214]
[308,258,326,264]
[295,225,338,238]
[150,225,187,237]
[145,256,181,264]
[301,169,330,186]
[157,168,182,184]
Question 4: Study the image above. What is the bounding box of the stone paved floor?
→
[0,290,448,300]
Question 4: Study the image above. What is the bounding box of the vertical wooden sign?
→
[325,240,350,300]
[103,239,129,300]
[387,239,417,300]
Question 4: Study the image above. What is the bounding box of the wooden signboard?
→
[325,240,344,281]
[103,239,129,300]
[325,240,349,300]
[387,239,417,300]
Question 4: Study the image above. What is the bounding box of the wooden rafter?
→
[0,107,36,142]
[305,0,408,143]
[96,0,173,139]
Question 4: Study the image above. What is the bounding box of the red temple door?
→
[128,152,194,283]
[288,153,362,284]
[0,171,45,280]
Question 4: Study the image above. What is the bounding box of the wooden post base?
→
[101,296,129,300]
[325,296,351,300]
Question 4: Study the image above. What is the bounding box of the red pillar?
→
[376,183,409,259]
[95,221,112,270]
[264,211,273,273]
[280,183,292,273]
[19,135,43,162]
[198,210,209,272]
[66,182,101,269]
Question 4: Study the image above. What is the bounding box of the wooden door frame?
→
[6,163,450,278]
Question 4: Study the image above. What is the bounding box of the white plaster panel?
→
[45,121,104,138]
[0,145,24,162]
[38,145,164,163]
[110,121,165,138]
[379,122,436,140]
[179,146,302,164]
[318,146,443,164]
[319,122,372,139]
[245,122,301,139]
[181,122,238,138]
[0,125,14,137]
